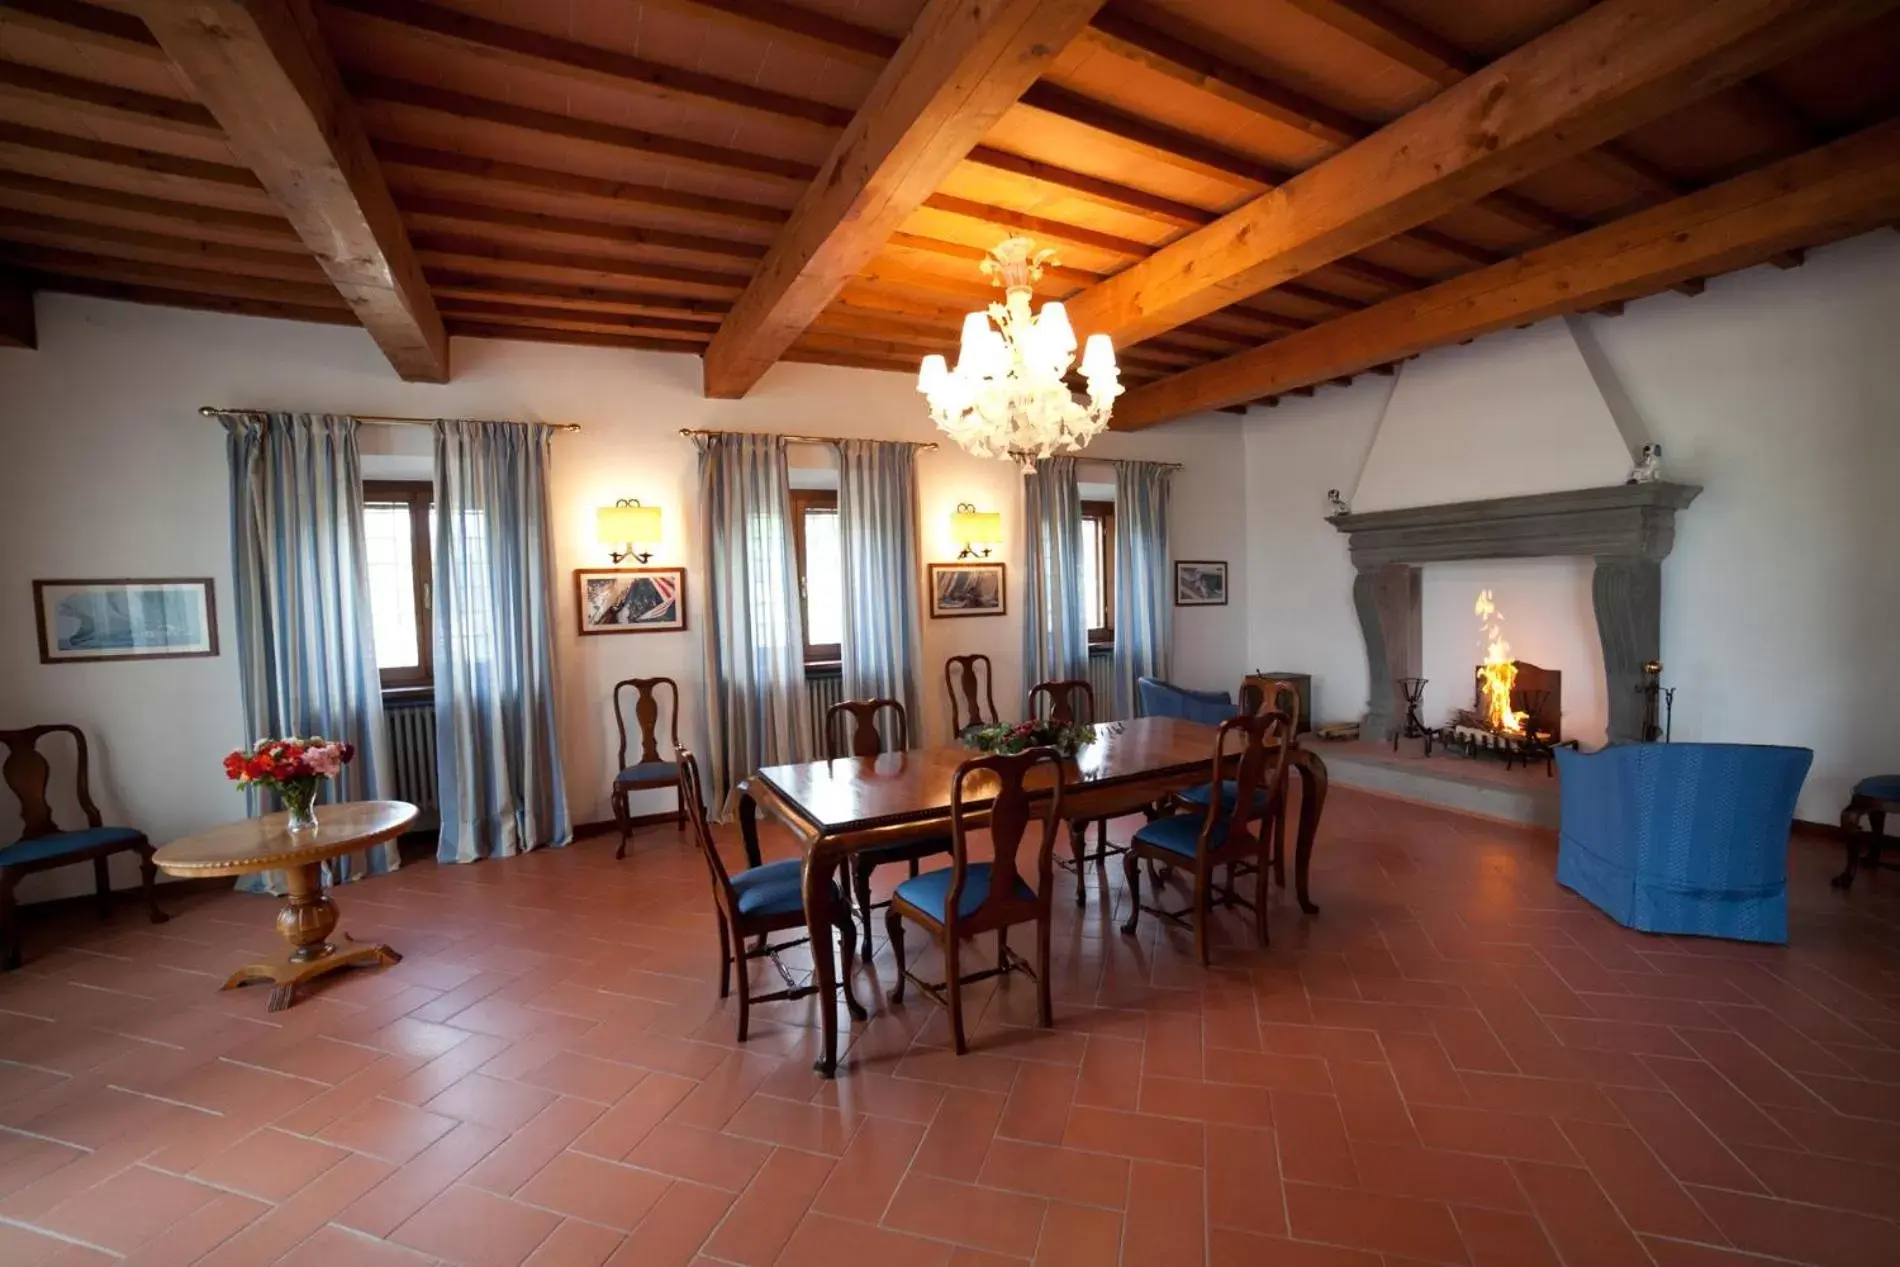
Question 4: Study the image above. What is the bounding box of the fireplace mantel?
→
[1329,483,1701,745]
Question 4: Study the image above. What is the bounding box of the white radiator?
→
[384,698,439,828]
[805,668,844,755]
[1087,646,1118,720]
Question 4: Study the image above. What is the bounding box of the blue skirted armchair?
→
[1554,743,1813,944]
[1137,677,1240,725]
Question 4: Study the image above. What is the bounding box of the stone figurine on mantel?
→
[1627,443,1664,485]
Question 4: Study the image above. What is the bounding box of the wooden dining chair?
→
[1194,678,1300,891]
[2,724,167,971]
[1028,678,1116,908]
[887,747,1065,1054]
[1121,708,1294,965]
[945,654,999,736]
[677,748,862,1042]
[611,676,688,859]
[826,699,953,960]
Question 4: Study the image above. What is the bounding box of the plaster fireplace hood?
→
[1329,482,1700,746]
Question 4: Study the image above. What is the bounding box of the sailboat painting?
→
[34,579,217,663]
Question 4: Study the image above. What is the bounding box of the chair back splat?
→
[1,724,101,838]
[613,677,680,769]
[1206,709,1295,861]
[826,699,908,760]
[945,654,999,734]
[676,750,735,907]
[1029,679,1095,726]
[1240,678,1301,722]
[949,748,1065,934]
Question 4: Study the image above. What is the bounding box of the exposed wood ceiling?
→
[2,0,1897,427]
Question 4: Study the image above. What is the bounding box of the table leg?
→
[1291,749,1327,916]
[802,852,843,1076]
[222,861,401,1012]
[739,791,765,870]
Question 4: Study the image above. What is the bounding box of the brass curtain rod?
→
[679,427,937,451]
[199,407,581,433]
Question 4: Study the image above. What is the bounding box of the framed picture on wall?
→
[928,562,1006,618]
[1174,560,1229,607]
[576,567,687,634]
[33,578,218,664]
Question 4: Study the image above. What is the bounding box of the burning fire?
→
[1474,589,1526,735]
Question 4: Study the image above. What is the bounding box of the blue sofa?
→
[1554,743,1812,944]
[1137,677,1240,725]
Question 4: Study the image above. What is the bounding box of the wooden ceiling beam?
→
[398,196,767,263]
[424,271,731,320]
[918,192,1153,257]
[444,320,706,356]
[0,170,300,250]
[25,270,353,326]
[702,0,1107,398]
[1016,81,1288,186]
[0,243,351,307]
[435,299,717,341]
[0,0,167,64]
[133,0,448,380]
[643,0,898,65]
[0,59,224,143]
[781,347,923,375]
[1111,120,1900,428]
[410,233,751,294]
[350,75,815,186]
[961,145,1211,228]
[0,119,259,193]
[0,268,33,348]
[1063,0,1894,349]
[326,0,851,129]
[0,211,325,282]
[371,140,785,230]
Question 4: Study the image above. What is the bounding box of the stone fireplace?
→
[1329,483,1700,746]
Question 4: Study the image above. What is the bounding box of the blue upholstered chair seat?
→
[1131,812,1229,860]
[0,827,145,866]
[730,859,843,918]
[1176,779,1269,811]
[1854,775,1900,802]
[894,864,1034,921]
[615,760,679,785]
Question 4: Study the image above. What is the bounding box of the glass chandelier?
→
[917,236,1121,469]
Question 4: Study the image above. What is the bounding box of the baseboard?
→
[1792,818,1849,843]
[12,874,231,919]
[573,812,679,840]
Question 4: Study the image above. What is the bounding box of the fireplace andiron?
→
[1637,660,1676,742]
[1391,677,1429,751]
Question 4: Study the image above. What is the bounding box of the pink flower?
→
[304,744,344,778]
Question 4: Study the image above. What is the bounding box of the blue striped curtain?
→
[223,412,392,892]
[837,440,923,735]
[1113,461,1174,718]
[433,420,571,862]
[697,433,810,814]
[1022,457,1087,692]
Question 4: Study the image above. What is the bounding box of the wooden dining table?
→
[737,717,1329,1076]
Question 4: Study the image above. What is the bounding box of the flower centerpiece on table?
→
[223,736,356,832]
[960,718,1101,759]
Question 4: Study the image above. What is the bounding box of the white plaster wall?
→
[1243,229,1900,819]
[0,295,1246,901]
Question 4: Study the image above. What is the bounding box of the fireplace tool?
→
[1637,660,1676,742]
[1392,677,1429,751]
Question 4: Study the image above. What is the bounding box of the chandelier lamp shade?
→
[597,498,662,565]
[951,502,1003,559]
[918,236,1121,468]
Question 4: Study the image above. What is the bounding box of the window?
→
[1081,499,1115,645]
[363,480,433,688]
[791,490,842,666]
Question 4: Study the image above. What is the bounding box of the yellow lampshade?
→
[597,502,661,545]
[952,508,1002,546]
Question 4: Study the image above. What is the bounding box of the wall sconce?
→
[951,502,1002,560]
[597,498,661,565]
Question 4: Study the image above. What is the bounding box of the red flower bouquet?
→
[224,736,356,831]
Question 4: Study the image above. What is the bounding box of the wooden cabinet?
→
[1243,672,1312,735]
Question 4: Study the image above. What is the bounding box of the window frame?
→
[1081,499,1116,646]
[363,479,434,690]
[790,488,842,667]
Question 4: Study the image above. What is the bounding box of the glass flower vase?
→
[280,780,320,832]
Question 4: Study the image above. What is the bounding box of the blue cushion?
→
[1137,678,1239,725]
[0,827,145,867]
[894,863,1034,921]
[1132,812,1227,860]
[1854,775,1900,802]
[616,761,679,785]
[1177,779,1269,810]
[730,858,843,918]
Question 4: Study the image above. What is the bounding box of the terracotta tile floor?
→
[3,789,1899,1266]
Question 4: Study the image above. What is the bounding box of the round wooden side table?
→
[153,800,416,1011]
